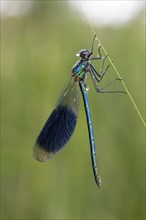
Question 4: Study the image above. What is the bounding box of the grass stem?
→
[81,8,146,128]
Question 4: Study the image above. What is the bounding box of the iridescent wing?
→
[33,77,78,162]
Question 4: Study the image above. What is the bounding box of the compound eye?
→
[81,50,92,59]
[76,49,91,59]
[81,51,87,58]
[76,49,85,57]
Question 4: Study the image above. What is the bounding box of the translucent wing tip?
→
[33,142,54,162]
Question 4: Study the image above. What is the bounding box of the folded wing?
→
[33,78,78,162]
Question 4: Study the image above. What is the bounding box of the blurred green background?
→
[1,1,145,219]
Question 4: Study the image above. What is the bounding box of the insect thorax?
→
[71,60,89,80]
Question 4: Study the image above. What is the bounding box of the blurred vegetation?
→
[1,1,145,219]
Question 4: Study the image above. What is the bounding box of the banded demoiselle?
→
[33,35,124,187]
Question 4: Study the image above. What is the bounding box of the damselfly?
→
[33,35,124,187]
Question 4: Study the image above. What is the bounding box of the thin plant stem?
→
[80,7,146,128]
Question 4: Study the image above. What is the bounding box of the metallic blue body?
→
[79,81,101,186]
[72,60,86,79]
[71,57,101,187]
